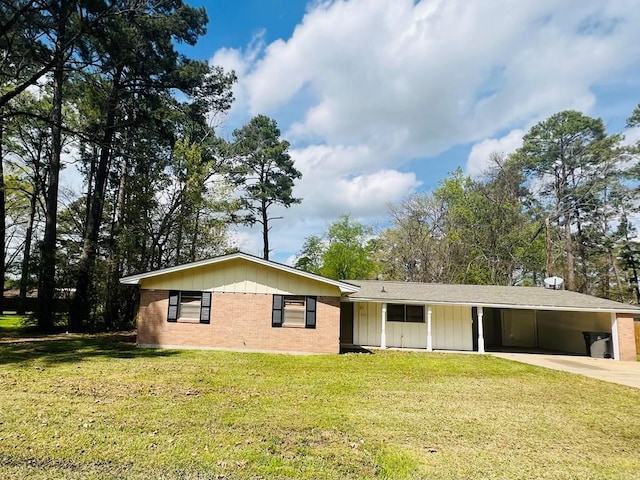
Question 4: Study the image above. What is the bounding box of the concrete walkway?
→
[492,352,640,389]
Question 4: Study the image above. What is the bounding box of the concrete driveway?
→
[492,352,640,389]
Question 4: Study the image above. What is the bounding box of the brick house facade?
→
[121,252,639,359]
[616,313,637,362]
[137,289,341,354]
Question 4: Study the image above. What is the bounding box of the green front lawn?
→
[0,314,31,338]
[0,329,638,479]
[0,314,25,330]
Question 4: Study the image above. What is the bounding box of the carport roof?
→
[345,280,640,313]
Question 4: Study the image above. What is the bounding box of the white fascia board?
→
[345,297,640,314]
[119,252,359,294]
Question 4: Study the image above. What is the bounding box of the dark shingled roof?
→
[345,280,640,313]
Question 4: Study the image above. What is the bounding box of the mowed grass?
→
[0,314,30,337]
[0,318,638,479]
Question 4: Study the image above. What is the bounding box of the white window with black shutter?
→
[272,295,317,329]
[167,290,212,324]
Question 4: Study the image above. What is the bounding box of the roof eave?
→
[345,296,640,314]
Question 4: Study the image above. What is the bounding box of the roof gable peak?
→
[119,251,359,293]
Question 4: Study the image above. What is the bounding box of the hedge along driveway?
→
[0,333,638,479]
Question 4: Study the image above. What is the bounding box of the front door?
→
[340,302,354,344]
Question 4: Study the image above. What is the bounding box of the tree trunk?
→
[104,154,128,329]
[261,199,269,260]
[17,187,37,315]
[189,209,200,262]
[545,217,553,277]
[69,65,123,331]
[564,215,575,291]
[83,144,97,234]
[608,251,624,301]
[175,201,184,265]
[628,252,640,304]
[575,219,589,294]
[621,218,640,304]
[0,120,5,315]
[38,1,68,331]
[632,265,640,305]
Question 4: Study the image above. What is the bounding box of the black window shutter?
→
[305,296,317,329]
[272,295,283,327]
[167,291,179,322]
[200,292,212,324]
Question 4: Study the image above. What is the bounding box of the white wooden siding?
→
[386,320,428,348]
[140,258,341,297]
[432,305,473,350]
[353,302,472,350]
[353,302,382,347]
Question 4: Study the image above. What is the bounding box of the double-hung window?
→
[283,296,306,326]
[387,304,424,323]
[167,291,212,324]
[272,295,317,329]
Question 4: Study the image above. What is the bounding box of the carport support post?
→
[610,312,620,361]
[477,306,485,353]
[426,306,433,352]
[381,303,387,349]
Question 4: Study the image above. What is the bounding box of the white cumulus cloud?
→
[212,0,640,260]
[242,0,640,156]
[290,144,421,218]
[466,129,525,178]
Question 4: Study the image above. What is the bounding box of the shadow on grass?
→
[0,332,178,366]
[340,345,374,354]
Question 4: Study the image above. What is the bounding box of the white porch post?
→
[477,306,485,354]
[610,312,620,361]
[381,303,387,349]
[426,305,433,352]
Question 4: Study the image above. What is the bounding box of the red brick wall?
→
[616,313,637,362]
[137,290,341,354]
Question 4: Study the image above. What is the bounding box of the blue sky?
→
[175,0,640,263]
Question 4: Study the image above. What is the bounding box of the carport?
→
[475,307,614,356]
[343,281,639,361]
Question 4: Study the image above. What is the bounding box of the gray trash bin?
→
[582,332,612,358]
